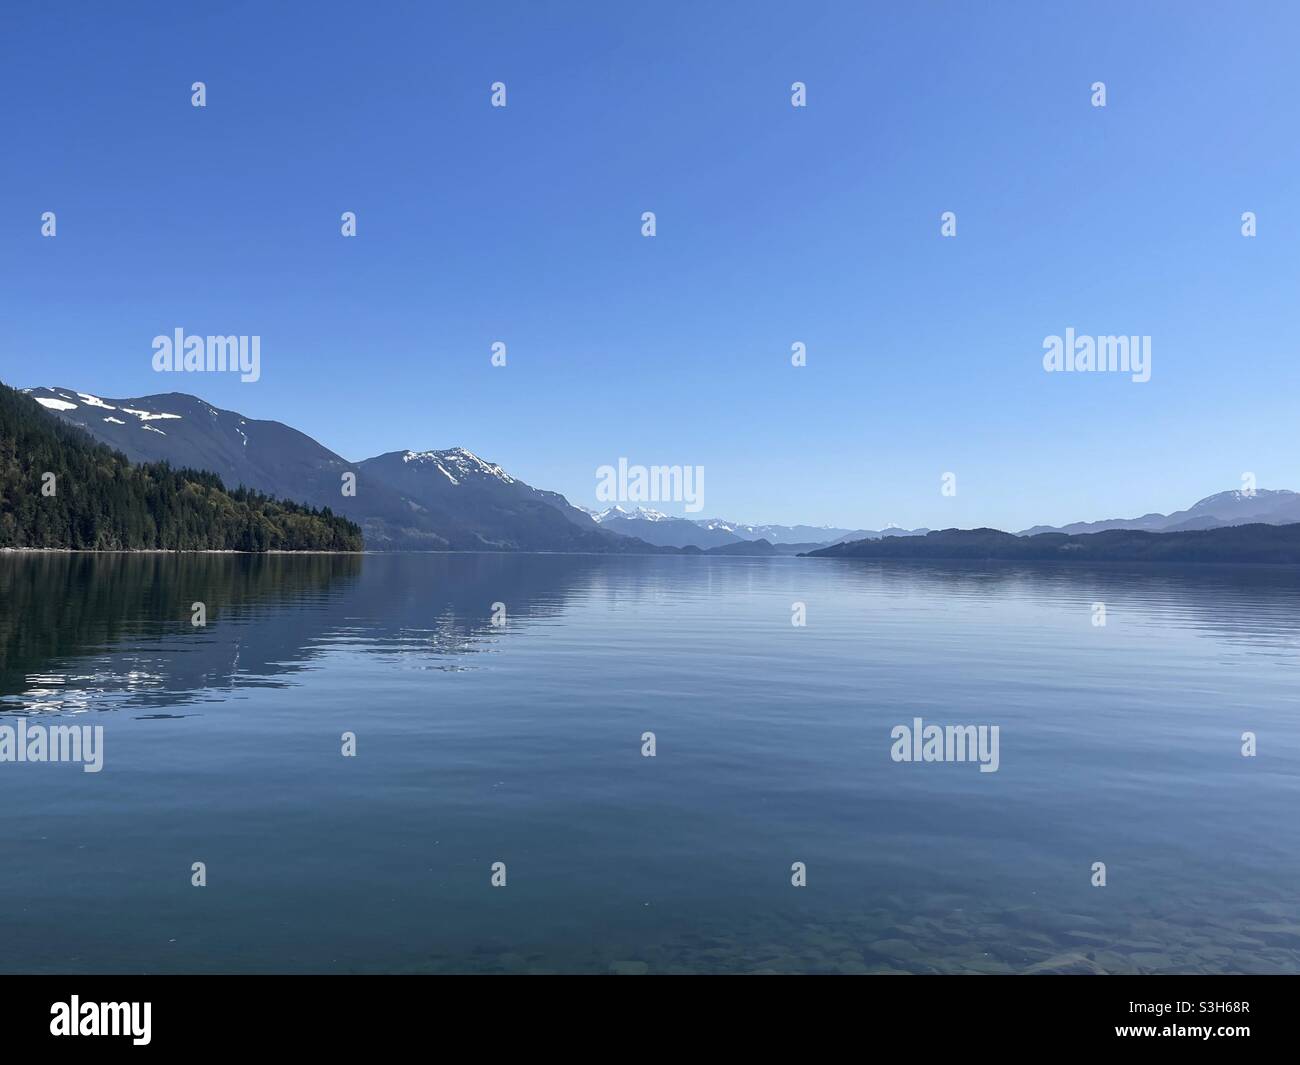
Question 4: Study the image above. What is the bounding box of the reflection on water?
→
[1,553,1298,973]
[1,552,362,712]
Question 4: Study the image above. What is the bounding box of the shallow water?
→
[1,552,1298,973]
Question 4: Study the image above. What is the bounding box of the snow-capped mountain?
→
[356,448,637,551]
[27,386,365,505]
[591,505,675,522]
[22,386,657,552]
[587,504,929,550]
[691,518,928,544]
[591,506,742,549]
[1018,489,1300,536]
[398,448,516,486]
[692,518,858,543]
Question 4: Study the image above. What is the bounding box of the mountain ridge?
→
[586,504,930,550]
[805,523,1300,564]
[27,386,1298,555]
[25,386,663,553]
[1018,489,1300,536]
[2,382,363,551]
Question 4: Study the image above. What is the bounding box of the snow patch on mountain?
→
[122,408,182,422]
[592,506,673,522]
[35,397,78,411]
[401,448,515,485]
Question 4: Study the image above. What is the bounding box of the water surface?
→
[2,552,1298,974]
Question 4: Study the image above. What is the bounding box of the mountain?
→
[703,538,840,556]
[691,520,915,546]
[703,537,777,555]
[700,537,828,556]
[864,525,931,540]
[1018,490,1300,536]
[805,523,1300,565]
[356,450,655,552]
[24,386,662,553]
[1,382,362,551]
[589,506,930,550]
[24,386,423,543]
[590,506,744,548]
[692,517,835,543]
[28,386,350,501]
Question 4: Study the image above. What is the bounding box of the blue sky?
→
[2,1,1298,530]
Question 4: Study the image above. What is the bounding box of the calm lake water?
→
[2,552,1298,974]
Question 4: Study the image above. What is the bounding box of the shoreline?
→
[0,547,366,555]
[3,546,1300,567]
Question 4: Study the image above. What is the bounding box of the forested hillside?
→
[0,382,362,551]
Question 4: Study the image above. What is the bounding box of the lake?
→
[2,552,1298,974]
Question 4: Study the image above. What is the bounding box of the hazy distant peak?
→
[1019,487,1300,536]
[1189,488,1298,510]
[592,505,672,522]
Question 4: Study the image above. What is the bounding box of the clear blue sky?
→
[2,1,1297,530]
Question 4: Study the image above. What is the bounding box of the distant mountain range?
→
[1018,490,1300,536]
[585,505,929,550]
[806,523,1300,565]
[582,506,742,549]
[25,385,934,553]
[22,385,1300,557]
